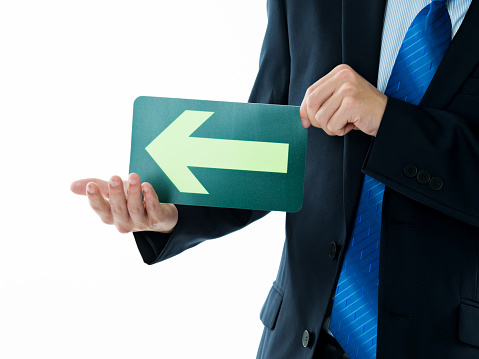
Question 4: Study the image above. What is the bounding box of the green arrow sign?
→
[129,97,307,212]
[145,110,290,194]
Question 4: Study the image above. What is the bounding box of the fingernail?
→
[301,119,308,128]
[142,183,149,193]
[87,184,96,194]
[129,174,138,185]
[110,178,120,188]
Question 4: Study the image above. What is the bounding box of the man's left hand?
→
[299,64,387,137]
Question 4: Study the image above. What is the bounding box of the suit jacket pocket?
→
[458,298,479,348]
[260,281,284,330]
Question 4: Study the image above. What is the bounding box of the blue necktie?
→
[329,2,451,358]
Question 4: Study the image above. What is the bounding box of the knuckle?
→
[354,116,364,129]
[339,82,356,95]
[305,86,314,97]
[145,200,159,213]
[343,95,358,109]
[314,107,325,123]
[110,204,123,215]
[100,217,113,225]
[309,115,319,128]
[326,123,338,135]
[335,64,351,72]
[130,220,146,231]
[324,129,334,137]
[300,100,307,113]
[148,218,163,230]
[305,93,315,108]
[337,68,354,82]
[90,204,102,213]
[116,223,131,234]
[321,124,333,136]
[134,223,147,232]
[128,203,144,215]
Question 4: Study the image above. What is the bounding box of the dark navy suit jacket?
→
[134,0,479,357]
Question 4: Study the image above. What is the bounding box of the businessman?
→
[72,0,479,358]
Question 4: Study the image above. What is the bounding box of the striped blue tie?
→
[329,2,451,358]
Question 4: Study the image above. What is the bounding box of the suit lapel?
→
[342,0,387,235]
[421,0,479,107]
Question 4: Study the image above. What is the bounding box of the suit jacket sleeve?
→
[134,0,291,265]
[363,93,479,228]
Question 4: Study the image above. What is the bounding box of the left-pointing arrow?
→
[145,110,290,194]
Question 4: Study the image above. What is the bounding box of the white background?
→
[0,1,287,358]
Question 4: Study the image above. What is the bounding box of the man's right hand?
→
[70,173,178,234]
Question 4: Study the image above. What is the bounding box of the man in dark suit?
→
[72,0,479,357]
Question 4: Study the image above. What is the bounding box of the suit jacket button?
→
[302,330,310,348]
[404,164,418,177]
[430,177,443,190]
[417,170,431,184]
[329,242,338,260]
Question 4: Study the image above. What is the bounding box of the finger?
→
[299,98,311,128]
[71,178,110,197]
[304,78,340,133]
[327,97,358,136]
[301,84,325,127]
[315,91,344,136]
[86,182,113,224]
[142,182,161,221]
[300,65,349,126]
[142,183,177,233]
[300,112,311,128]
[126,173,147,229]
[108,175,131,233]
